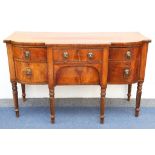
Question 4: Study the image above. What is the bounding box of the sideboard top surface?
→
[4,32,151,45]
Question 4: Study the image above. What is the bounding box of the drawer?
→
[79,49,102,62]
[53,48,102,62]
[109,47,140,61]
[108,61,139,84]
[54,64,101,85]
[14,61,47,84]
[53,49,78,62]
[13,46,47,62]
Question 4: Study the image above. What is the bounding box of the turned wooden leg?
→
[135,81,143,117]
[11,81,19,117]
[21,84,26,102]
[100,86,106,124]
[49,88,55,123]
[127,84,132,101]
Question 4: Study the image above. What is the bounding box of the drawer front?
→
[54,64,100,85]
[15,61,47,84]
[109,47,140,61]
[79,49,102,62]
[13,46,47,62]
[53,49,78,62]
[53,49,102,62]
[108,61,139,84]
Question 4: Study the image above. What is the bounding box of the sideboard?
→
[4,32,151,124]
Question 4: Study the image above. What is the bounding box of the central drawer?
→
[53,48,103,85]
[53,48,102,63]
[54,64,101,85]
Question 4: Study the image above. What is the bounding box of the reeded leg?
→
[100,86,106,124]
[21,84,26,102]
[127,84,132,101]
[11,81,19,117]
[135,81,143,117]
[49,88,55,123]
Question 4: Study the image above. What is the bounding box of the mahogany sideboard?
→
[4,32,151,124]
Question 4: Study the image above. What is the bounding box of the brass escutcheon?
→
[25,68,32,76]
[126,51,131,60]
[124,68,130,78]
[63,51,69,59]
[87,51,94,59]
[25,51,30,59]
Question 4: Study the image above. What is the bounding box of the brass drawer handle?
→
[25,68,32,76]
[124,68,130,78]
[63,51,69,59]
[87,52,94,59]
[25,51,30,60]
[126,51,131,60]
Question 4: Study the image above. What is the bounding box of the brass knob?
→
[63,51,69,59]
[87,52,94,59]
[25,51,30,60]
[124,68,130,78]
[25,68,32,76]
[126,51,131,60]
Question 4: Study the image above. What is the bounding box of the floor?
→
[0,98,155,129]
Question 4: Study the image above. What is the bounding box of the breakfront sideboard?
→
[4,32,151,124]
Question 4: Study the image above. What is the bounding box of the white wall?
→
[0,0,155,99]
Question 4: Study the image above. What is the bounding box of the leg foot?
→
[21,84,26,102]
[135,108,140,117]
[127,84,132,101]
[100,86,106,124]
[135,81,143,117]
[51,116,55,124]
[11,81,19,117]
[100,116,104,124]
[49,88,55,124]
[15,110,19,117]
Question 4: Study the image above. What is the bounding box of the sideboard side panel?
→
[6,43,16,81]
[139,42,149,81]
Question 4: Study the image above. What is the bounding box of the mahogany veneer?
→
[4,32,151,124]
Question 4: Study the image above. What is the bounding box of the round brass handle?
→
[25,68,32,76]
[124,68,130,78]
[126,51,131,60]
[63,51,69,59]
[87,52,94,59]
[25,51,30,59]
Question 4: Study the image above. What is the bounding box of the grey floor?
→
[0,98,155,107]
[1,98,155,128]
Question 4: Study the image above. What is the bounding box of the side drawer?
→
[109,47,140,61]
[108,61,139,84]
[14,61,47,84]
[13,46,47,62]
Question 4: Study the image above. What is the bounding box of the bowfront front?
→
[4,32,151,124]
